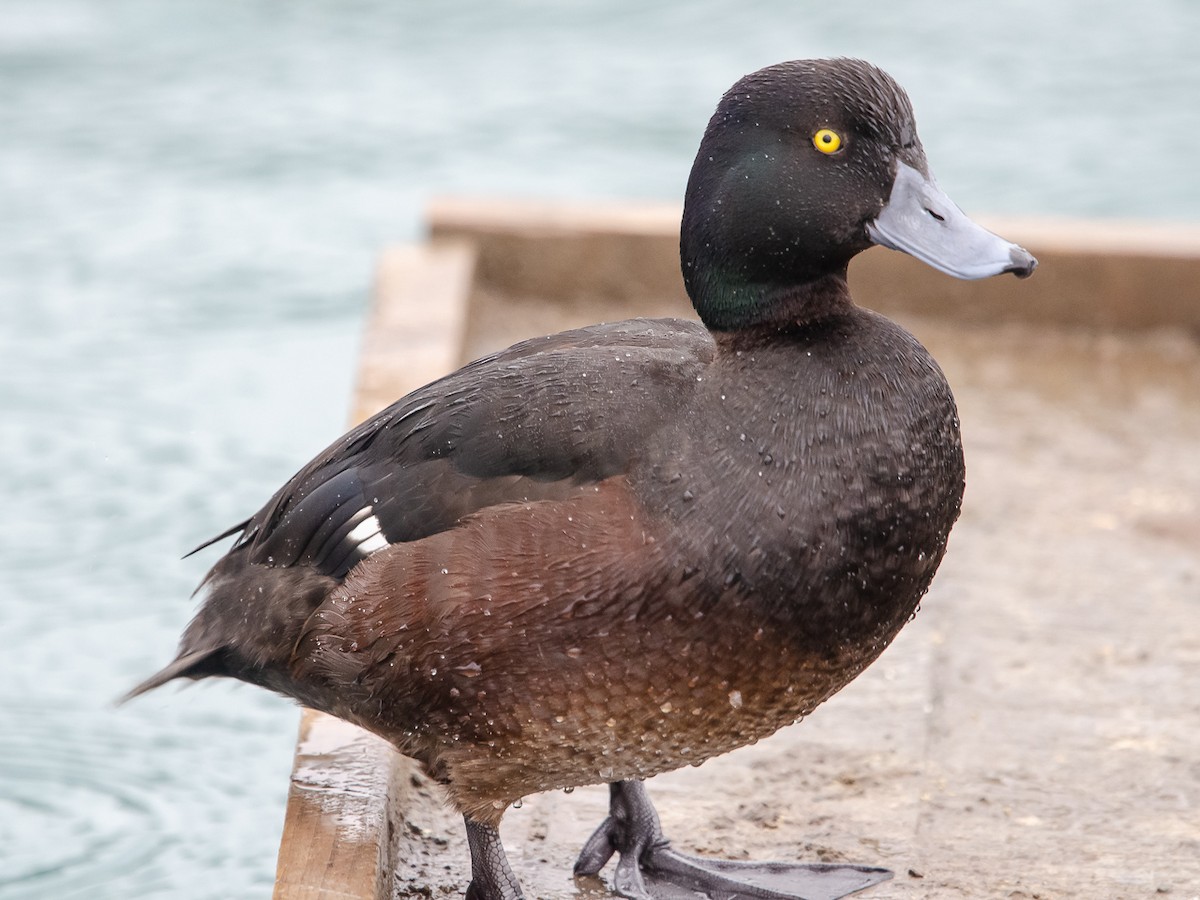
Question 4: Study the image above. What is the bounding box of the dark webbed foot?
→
[574,781,892,900]
[465,816,525,900]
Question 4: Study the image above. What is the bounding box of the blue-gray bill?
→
[867,161,1037,279]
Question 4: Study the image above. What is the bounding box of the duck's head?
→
[681,58,1036,330]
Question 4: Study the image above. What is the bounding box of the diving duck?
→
[129,58,1035,900]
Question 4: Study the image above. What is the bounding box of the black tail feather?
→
[118,647,226,705]
[183,519,252,559]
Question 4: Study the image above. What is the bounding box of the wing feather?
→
[202,318,712,581]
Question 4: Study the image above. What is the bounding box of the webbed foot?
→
[573,781,891,900]
[465,816,525,900]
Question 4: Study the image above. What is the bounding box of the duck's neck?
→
[690,270,854,332]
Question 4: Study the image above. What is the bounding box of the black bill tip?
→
[1006,246,1038,279]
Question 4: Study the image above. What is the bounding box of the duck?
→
[127,57,1035,900]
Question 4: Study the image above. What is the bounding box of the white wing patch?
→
[346,513,389,556]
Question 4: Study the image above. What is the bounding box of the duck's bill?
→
[867,161,1036,279]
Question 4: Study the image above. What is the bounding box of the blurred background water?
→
[0,1,1196,897]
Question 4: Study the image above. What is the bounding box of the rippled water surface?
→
[1,1,1196,897]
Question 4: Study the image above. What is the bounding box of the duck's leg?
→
[464,816,525,900]
[573,780,892,900]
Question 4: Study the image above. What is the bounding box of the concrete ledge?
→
[274,198,1200,900]
[430,196,1200,334]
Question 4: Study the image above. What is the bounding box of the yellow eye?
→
[812,128,843,154]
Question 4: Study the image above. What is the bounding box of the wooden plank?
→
[428,196,1200,335]
[273,239,476,900]
[272,711,401,900]
[353,240,477,423]
[852,217,1200,332]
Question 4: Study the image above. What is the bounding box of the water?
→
[1,1,1196,897]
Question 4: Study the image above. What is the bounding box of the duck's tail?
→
[120,545,339,707]
[117,646,226,705]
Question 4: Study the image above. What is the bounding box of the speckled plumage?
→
[131,57,1035,900]
[281,312,962,823]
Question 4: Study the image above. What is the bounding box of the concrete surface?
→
[386,317,1200,900]
[275,200,1200,900]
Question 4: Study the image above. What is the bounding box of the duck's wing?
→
[210,318,712,580]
